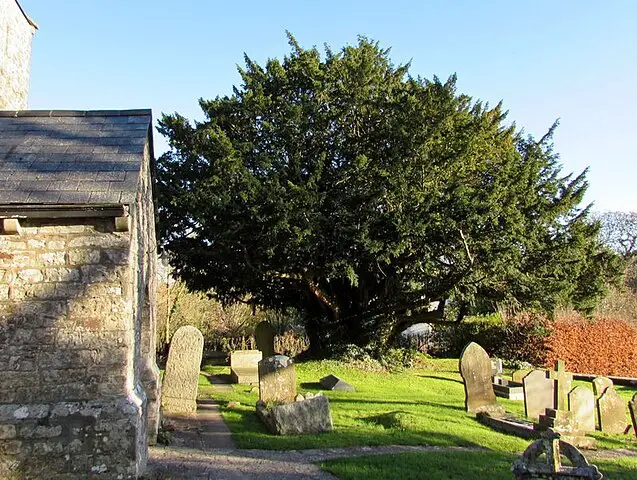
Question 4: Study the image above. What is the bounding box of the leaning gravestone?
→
[592,376,613,397]
[161,325,204,415]
[597,386,627,434]
[255,321,277,359]
[512,369,532,384]
[628,393,637,439]
[259,355,297,404]
[320,374,356,392]
[569,385,595,433]
[459,342,504,415]
[523,370,555,421]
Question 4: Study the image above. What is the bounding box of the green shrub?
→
[431,312,551,366]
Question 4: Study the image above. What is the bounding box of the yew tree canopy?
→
[157,36,620,350]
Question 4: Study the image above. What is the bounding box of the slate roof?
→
[0,109,152,205]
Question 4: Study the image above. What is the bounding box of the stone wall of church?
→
[0,216,148,478]
[0,0,37,110]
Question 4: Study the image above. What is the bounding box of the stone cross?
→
[161,325,204,415]
[255,321,277,358]
[597,386,627,434]
[548,360,573,411]
[523,370,555,421]
[459,342,503,415]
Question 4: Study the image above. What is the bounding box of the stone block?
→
[320,374,356,392]
[230,350,262,385]
[493,378,524,401]
[256,394,333,435]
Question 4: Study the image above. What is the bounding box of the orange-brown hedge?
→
[544,313,637,377]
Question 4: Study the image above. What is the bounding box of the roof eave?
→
[0,203,128,219]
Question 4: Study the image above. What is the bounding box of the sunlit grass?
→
[196,359,637,477]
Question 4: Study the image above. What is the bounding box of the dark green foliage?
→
[433,313,552,366]
[157,35,621,355]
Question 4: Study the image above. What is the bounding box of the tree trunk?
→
[303,314,327,359]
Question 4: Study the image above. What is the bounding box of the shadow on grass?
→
[300,382,323,389]
[214,399,478,450]
[417,374,464,385]
[320,450,516,480]
[328,397,464,411]
[200,371,233,385]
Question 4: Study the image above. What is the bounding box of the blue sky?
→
[19,0,637,212]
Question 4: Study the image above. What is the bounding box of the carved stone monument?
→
[161,325,204,415]
[459,342,504,415]
[548,360,573,411]
[512,430,602,479]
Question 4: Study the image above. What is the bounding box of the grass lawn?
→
[197,358,637,478]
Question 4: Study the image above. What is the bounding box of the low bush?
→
[545,312,637,377]
[431,312,552,366]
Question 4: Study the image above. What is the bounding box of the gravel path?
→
[146,444,484,479]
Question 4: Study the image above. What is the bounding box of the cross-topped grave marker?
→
[548,360,573,411]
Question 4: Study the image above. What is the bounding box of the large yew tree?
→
[157,36,620,355]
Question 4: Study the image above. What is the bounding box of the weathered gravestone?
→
[548,360,573,411]
[524,370,555,421]
[459,342,504,415]
[569,385,596,433]
[512,369,532,384]
[597,386,627,434]
[230,350,263,384]
[161,325,204,415]
[592,376,613,397]
[320,374,356,392]
[255,321,277,359]
[259,355,297,404]
[628,393,637,439]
